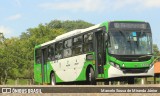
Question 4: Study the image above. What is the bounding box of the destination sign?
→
[110,22,149,29]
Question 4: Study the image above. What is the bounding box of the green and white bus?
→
[34,21,154,85]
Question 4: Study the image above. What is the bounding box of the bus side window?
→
[43,48,48,64]
[35,49,42,64]
[55,41,63,59]
[83,33,93,53]
[63,39,72,58]
[73,35,83,56]
[48,44,55,61]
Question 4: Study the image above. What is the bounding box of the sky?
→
[0,0,160,49]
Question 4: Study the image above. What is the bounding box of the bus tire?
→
[87,67,96,85]
[50,73,56,85]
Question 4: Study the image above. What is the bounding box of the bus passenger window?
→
[83,33,93,53]
[73,45,82,55]
[64,39,72,48]
[48,44,55,61]
[73,36,83,56]
[64,48,72,57]
[64,39,72,58]
[73,36,82,46]
[55,42,63,59]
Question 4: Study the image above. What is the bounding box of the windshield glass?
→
[108,30,152,55]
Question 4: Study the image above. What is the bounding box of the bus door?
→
[41,48,48,84]
[34,48,42,83]
[94,28,105,77]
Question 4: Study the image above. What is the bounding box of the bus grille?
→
[121,68,149,73]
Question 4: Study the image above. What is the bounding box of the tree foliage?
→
[0,20,93,84]
[153,44,160,61]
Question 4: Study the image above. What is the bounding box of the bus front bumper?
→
[108,65,154,78]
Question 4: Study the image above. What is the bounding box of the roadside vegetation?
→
[0,20,93,85]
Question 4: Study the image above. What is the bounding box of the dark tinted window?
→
[64,39,72,58]
[73,36,82,46]
[83,33,93,53]
[73,36,83,55]
[48,44,55,60]
[64,39,72,48]
[55,41,63,59]
[35,49,41,64]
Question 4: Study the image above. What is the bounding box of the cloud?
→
[143,0,160,8]
[7,14,22,21]
[0,26,12,37]
[111,0,160,10]
[39,0,105,12]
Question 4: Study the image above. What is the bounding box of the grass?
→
[6,79,31,85]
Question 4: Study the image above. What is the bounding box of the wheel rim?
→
[89,72,91,81]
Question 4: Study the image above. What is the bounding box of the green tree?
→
[0,20,93,85]
[153,44,160,62]
[48,20,93,32]
[0,37,20,84]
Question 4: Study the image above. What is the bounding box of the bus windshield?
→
[108,30,152,55]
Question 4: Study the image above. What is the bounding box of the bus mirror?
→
[105,33,110,47]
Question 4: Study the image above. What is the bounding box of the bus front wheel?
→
[87,67,96,85]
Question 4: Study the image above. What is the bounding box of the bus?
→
[34,20,154,85]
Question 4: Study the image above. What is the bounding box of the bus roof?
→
[111,20,145,23]
[39,23,101,47]
[55,24,101,41]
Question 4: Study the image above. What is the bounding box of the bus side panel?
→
[49,54,87,83]
[103,64,110,79]
[76,52,96,81]
[34,63,42,83]
[45,62,52,83]
[76,61,95,81]
[46,61,64,83]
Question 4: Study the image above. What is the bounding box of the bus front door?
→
[41,48,48,84]
[94,29,105,78]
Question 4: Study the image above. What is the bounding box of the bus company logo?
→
[2,88,11,93]
[141,64,149,67]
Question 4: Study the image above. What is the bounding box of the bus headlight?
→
[109,62,120,69]
[149,63,154,68]
[110,62,114,66]
[122,64,125,67]
[115,64,120,69]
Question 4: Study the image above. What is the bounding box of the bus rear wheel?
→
[87,67,96,85]
[50,73,56,85]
